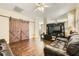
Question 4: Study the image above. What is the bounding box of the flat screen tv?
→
[47,22,65,37]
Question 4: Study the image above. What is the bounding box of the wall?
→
[75,7,79,33]
[0,17,9,43]
[67,10,75,36]
[0,8,34,43]
[29,22,35,40]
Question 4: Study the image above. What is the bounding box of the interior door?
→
[9,17,29,43]
[9,18,21,43]
[21,20,29,40]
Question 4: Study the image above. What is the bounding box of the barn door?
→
[9,17,29,43]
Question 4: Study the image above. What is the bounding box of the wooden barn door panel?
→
[21,21,29,40]
[9,18,21,43]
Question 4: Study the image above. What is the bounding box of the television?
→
[47,22,65,37]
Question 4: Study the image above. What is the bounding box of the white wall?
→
[29,22,35,39]
[0,17,9,43]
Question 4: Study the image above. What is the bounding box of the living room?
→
[0,3,79,56]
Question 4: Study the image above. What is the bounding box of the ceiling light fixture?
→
[35,3,49,12]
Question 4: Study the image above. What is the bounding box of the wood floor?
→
[9,40,43,56]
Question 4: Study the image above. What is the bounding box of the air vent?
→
[14,6,23,13]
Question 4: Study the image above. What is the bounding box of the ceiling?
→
[0,3,77,21]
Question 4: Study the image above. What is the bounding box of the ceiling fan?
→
[34,3,49,12]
